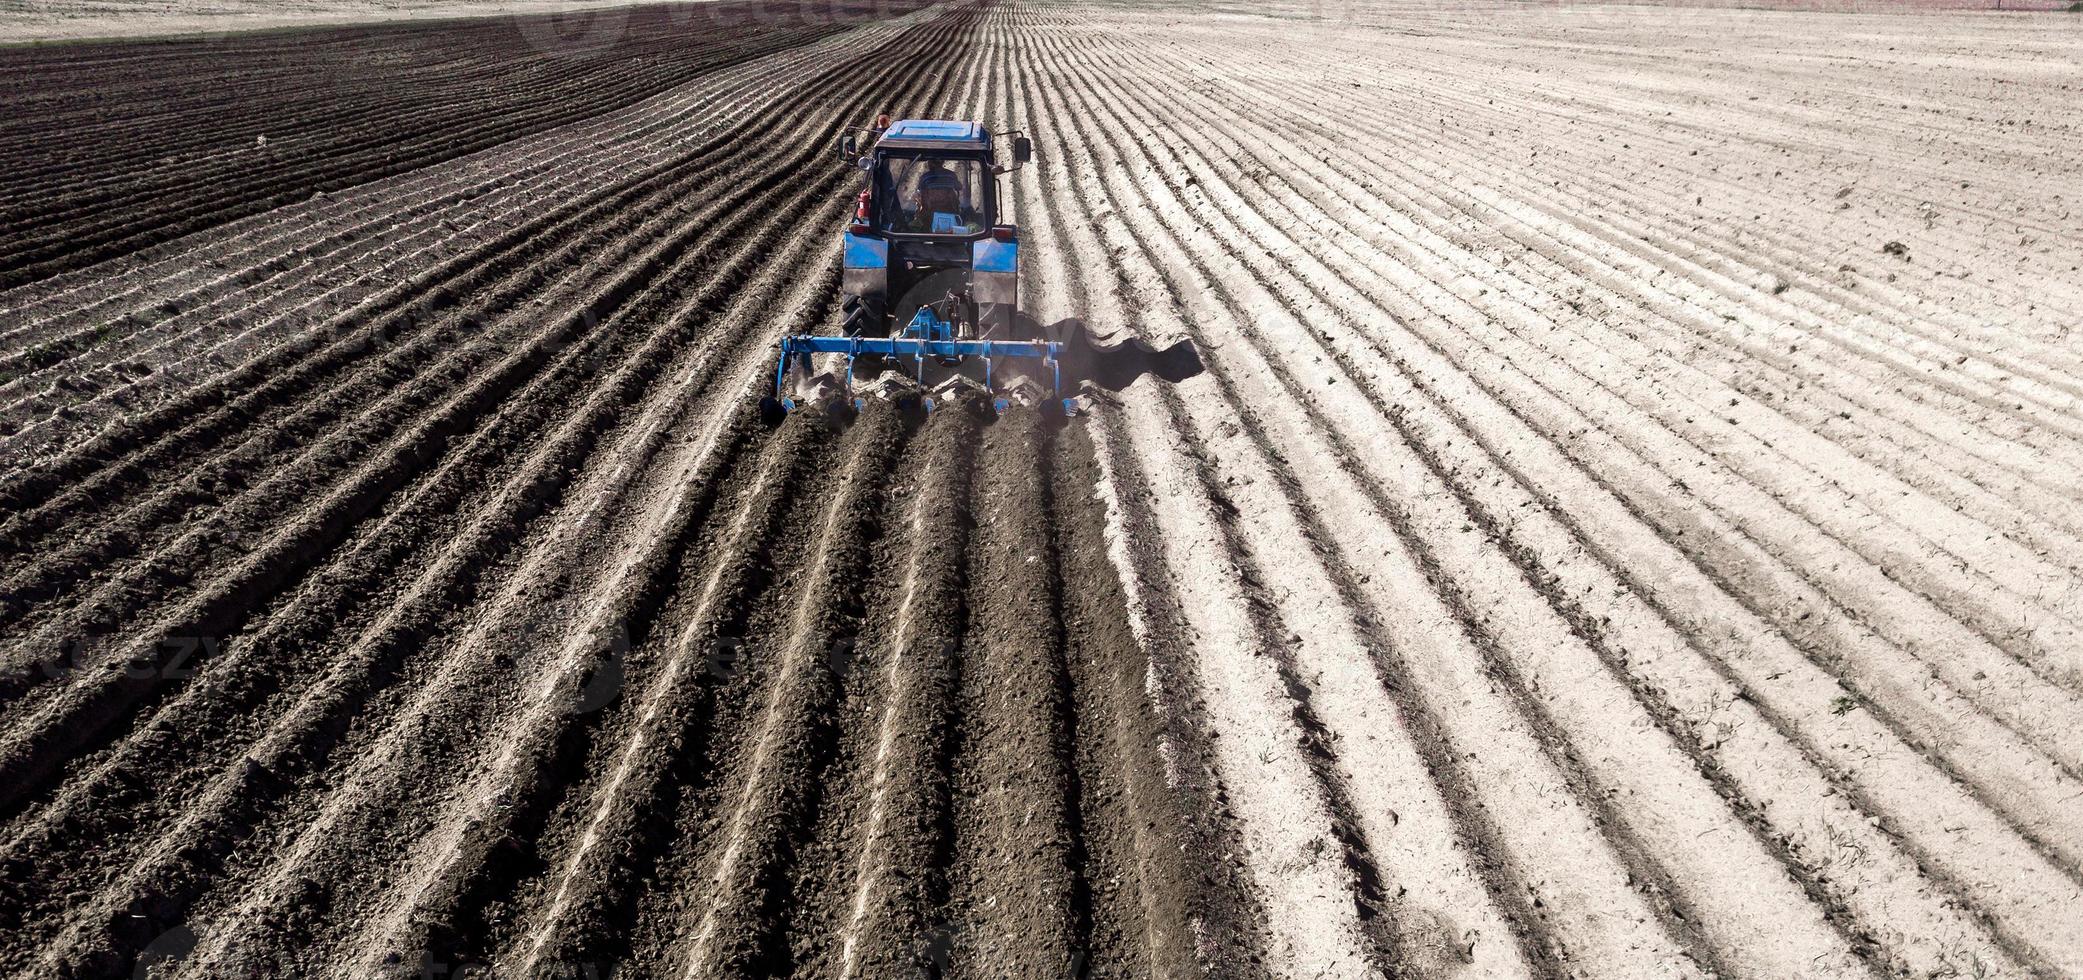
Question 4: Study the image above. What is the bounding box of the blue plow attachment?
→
[765,333,1076,418]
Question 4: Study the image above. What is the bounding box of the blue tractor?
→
[764,116,1072,417]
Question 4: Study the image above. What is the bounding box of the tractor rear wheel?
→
[841,293,885,337]
[979,302,1021,340]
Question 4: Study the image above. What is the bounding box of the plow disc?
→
[763,303,1077,420]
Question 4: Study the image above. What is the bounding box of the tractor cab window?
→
[875,154,987,235]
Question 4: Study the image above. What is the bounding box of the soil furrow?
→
[938,409,1083,976]
[779,407,977,980]
[4,1,2079,976]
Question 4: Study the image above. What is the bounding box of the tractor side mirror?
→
[1013,136,1032,164]
[839,134,858,161]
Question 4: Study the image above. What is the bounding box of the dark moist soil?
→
[0,5,1264,975]
[1050,419,1217,980]
[0,8,985,975]
[0,0,933,290]
[941,408,1081,977]
[776,404,981,978]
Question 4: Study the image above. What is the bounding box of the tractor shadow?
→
[1024,315,1204,393]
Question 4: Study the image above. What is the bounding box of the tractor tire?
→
[841,293,885,337]
[979,302,1020,340]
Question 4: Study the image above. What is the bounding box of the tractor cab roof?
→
[876,119,990,152]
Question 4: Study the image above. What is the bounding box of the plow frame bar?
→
[770,335,1071,414]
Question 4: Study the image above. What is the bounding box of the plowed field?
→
[2,0,2080,976]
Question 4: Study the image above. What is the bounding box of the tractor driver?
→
[910,162,981,234]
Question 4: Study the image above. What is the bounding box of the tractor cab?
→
[849,119,1017,238]
[872,143,991,236]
